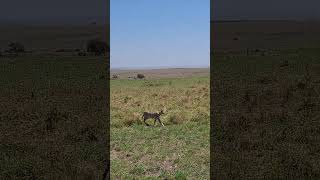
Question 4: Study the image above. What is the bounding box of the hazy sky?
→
[111,0,209,69]
[213,0,320,20]
[0,0,108,24]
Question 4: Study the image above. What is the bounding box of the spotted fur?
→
[142,110,165,126]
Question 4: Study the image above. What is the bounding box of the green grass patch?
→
[111,75,209,179]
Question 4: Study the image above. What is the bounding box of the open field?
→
[0,23,109,179]
[0,55,108,179]
[110,70,210,179]
[211,21,320,179]
[212,20,320,50]
[111,68,209,79]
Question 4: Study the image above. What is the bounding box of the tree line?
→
[0,39,109,57]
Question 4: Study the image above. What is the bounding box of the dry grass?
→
[111,77,209,128]
[111,75,210,179]
[211,48,320,179]
[0,56,108,179]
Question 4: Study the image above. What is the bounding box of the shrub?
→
[86,39,108,56]
[123,118,135,127]
[112,74,118,79]
[166,110,186,125]
[191,107,209,122]
[137,74,145,79]
[123,112,142,127]
[6,42,25,53]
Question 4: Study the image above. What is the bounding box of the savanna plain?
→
[0,25,109,179]
[212,20,320,179]
[110,69,210,179]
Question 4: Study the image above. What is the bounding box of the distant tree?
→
[7,42,25,54]
[86,39,108,56]
[112,74,118,79]
[137,74,145,79]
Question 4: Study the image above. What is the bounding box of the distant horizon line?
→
[0,17,108,26]
[111,65,210,70]
[211,19,320,23]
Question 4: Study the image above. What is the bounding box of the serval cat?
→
[142,110,165,126]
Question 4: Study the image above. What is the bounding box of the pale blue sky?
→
[111,0,209,69]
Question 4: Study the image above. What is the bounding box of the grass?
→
[0,55,108,179]
[211,48,320,179]
[111,76,210,179]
